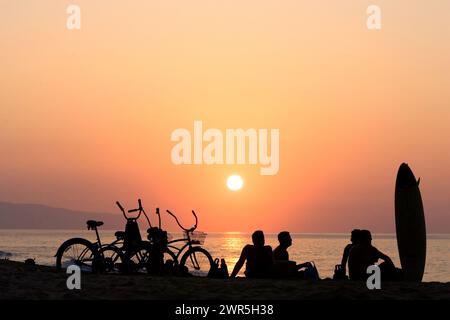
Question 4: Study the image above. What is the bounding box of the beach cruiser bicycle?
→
[159,209,214,277]
[55,199,155,273]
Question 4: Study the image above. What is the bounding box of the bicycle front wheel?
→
[179,246,214,277]
[98,245,124,273]
[128,242,177,274]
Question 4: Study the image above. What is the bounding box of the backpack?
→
[124,219,142,250]
[304,261,320,281]
[333,264,348,280]
[208,258,229,279]
[220,258,229,278]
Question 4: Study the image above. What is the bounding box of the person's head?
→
[252,230,265,247]
[277,231,292,248]
[350,229,362,244]
[360,230,372,245]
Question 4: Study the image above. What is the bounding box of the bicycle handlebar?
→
[191,210,198,229]
[116,201,124,212]
[116,199,142,220]
[156,207,161,229]
[116,201,127,219]
[166,209,198,232]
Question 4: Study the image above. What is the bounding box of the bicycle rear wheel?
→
[55,238,99,272]
[179,246,214,277]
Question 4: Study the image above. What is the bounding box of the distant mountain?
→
[0,201,123,229]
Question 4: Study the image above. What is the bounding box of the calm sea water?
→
[0,230,449,282]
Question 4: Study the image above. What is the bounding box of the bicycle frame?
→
[90,227,122,252]
[166,237,193,262]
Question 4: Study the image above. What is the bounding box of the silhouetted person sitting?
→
[348,230,399,281]
[339,229,362,276]
[273,231,312,277]
[230,230,273,278]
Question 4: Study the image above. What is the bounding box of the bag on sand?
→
[304,261,320,281]
[333,264,348,280]
[220,258,229,278]
[208,258,229,279]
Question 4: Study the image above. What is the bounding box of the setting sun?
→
[227,175,244,191]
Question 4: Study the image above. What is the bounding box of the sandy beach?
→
[1,260,449,300]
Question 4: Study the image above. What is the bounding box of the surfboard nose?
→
[396,163,417,189]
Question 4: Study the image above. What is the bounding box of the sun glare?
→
[227,175,244,191]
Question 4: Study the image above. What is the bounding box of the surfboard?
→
[394,163,427,282]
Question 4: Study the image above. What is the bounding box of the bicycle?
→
[55,199,154,273]
[162,209,214,277]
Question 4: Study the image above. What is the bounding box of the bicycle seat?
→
[86,220,103,230]
[115,231,125,240]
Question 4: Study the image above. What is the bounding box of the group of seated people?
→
[340,229,402,281]
[230,229,402,281]
[230,230,316,279]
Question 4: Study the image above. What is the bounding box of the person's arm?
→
[296,262,312,270]
[375,248,394,265]
[230,246,248,278]
[267,246,274,264]
[341,244,352,272]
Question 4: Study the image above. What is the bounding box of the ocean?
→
[0,230,449,282]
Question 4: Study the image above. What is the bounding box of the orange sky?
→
[1,1,450,232]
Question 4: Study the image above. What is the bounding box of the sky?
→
[1,0,449,232]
